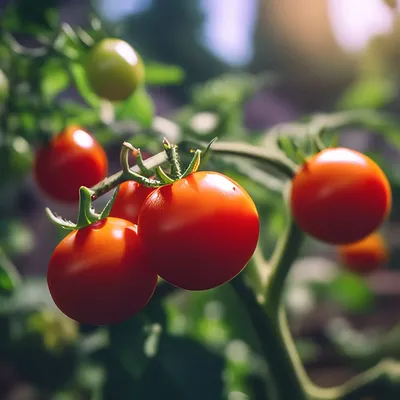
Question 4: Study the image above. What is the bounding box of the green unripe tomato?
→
[85,38,145,101]
[0,69,9,104]
[0,136,33,185]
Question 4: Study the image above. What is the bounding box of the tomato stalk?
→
[231,276,309,400]
[90,138,298,199]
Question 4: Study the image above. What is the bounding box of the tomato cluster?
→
[47,170,260,325]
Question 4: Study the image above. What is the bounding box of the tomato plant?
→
[47,217,158,325]
[137,171,260,290]
[109,180,155,224]
[85,38,145,102]
[2,2,400,399]
[34,126,108,203]
[290,148,392,245]
[338,231,389,274]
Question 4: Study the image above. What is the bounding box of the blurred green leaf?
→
[0,249,21,297]
[192,72,277,110]
[108,315,162,380]
[68,63,100,108]
[41,59,70,101]
[324,271,374,312]
[337,76,397,110]
[0,137,33,185]
[145,62,185,85]
[61,101,100,126]
[116,86,155,128]
[139,335,225,400]
[0,278,54,315]
[2,0,61,34]
[0,219,34,256]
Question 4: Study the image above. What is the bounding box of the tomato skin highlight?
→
[47,217,158,325]
[109,181,154,224]
[338,232,389,274]
[137,171,260,291]
[290,148,391,245]
[85,38,144,102]
[34,126,108,203]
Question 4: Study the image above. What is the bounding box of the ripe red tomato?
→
[137,171,260,291]
[290,148,391,245]
[47,217,158,325]
[338,231,389,274]
[85,38,144,102]
[109,181,154,224]
[34,126,108,203]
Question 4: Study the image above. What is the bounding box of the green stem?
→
[163,138,182,179]
[230,275,309,400]
[89,140,296,199]
[310,359,400,400]
[90,151,168,199]
[264,215,304,312]
[209,141,297,178]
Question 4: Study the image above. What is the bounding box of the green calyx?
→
[45,186,120,232]
[120,137,216,188]
[45,138,214,231]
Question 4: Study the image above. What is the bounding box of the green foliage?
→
[337,76,397,110]
[116,85,155,127]
[145,62,185,85]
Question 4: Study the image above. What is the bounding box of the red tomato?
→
[109,181,154,224]
[47,217,158,325]
[338,231,389,274]
[34,126,108,203]
[290,148,391,245]
[137,171,260,291]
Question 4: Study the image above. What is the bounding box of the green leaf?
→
[324,271,375,312]
[115,86,155,128]
[61,101,99,126]
[337,76,397,111]
[108,314,162,380]
[41,59,70,101]
[0,278,54,315]
[137,335,225,400]
[0,219,34,256]
[144,62,185,85]
[2,0,61,34]
[192,72,277,110]
[68,63,100,108]
[0,249,21,297]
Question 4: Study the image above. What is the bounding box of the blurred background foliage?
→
[1,0,400,399]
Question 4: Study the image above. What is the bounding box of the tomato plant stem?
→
[264,216,304,311]
[308,358,400,400]
[90,140,296,198]
[208,141,297,178]
[231,275,309,400]
[91,151,168,199]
